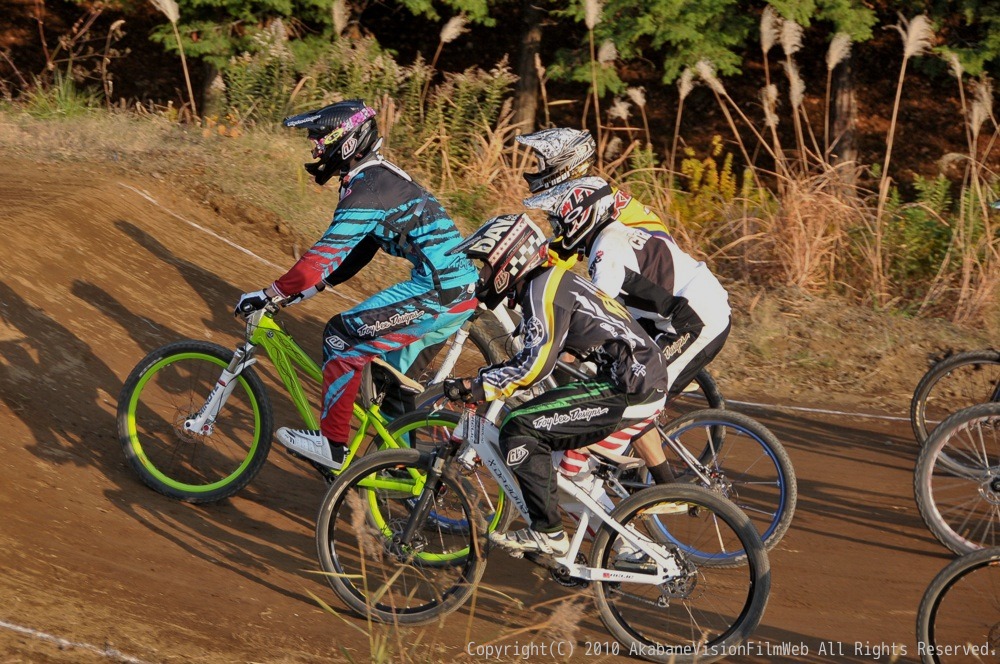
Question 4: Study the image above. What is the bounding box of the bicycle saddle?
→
[585,445,645,472]
[371,358,425,395]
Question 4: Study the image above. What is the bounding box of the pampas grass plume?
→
[784,61,805,108]
[604,135,623,160]
[598,39,617,64]
[440,15,469,44]
[761,84,779,128]
[696,59,725,95]
[627,86,646,108]
[678,68,695,100]
[945,51,963,79]
[608,97,631,120]
[585,0,602,30]
[826,33,851,71]
[761,6,781,54]
[894,14,935,59]
[780,19,803,56]
[150,0,179,23]
[971,78,993,139]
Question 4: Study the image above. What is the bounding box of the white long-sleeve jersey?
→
[587,221,731,334]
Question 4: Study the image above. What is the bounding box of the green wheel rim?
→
[126,352,263,494]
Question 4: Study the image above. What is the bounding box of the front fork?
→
[397,426,465,548]
[183,343,259,436]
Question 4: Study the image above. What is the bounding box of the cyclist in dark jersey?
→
[443,213,668,555]
[235,99,477,471]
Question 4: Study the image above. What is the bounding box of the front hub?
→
[982,475,1000,505]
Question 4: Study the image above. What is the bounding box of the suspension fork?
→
[183,343,259,436]
[398,432,463,546]
[649,421,717,486]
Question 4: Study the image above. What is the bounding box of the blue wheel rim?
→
[654,418,788,560]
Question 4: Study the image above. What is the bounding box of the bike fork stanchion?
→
[658,423,716,485]
[184,344,257,435]
[398,436,463,547]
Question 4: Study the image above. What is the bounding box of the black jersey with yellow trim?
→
[479,264,668,400]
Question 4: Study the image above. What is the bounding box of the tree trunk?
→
[829,54,858,189]
[201,61,225,118]
[513,0,543,134]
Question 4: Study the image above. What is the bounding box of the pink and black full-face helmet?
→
[449,213,548,309]
[283,99,381,184]
[516,128,597,194]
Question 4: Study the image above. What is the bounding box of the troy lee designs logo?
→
[532,406,610,431]
[661,332,691,361]
[356,310,425,336]
[325,335,347,351]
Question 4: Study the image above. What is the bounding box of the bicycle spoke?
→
[316,450,486,625]
[920,405,1000,552]
[659,410,795,553]
[118,342,271,502]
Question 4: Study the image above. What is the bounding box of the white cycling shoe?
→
[275,428,346,470]
[489,528,570,557]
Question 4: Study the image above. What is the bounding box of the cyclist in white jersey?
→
[525,175,732,486]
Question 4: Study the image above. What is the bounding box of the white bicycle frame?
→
[454,409,686,584]
[428,303,585,424]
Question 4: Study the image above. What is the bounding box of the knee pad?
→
[500,435,546,469]
[323,315,353,354]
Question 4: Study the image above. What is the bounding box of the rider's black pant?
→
[498,380,663,533]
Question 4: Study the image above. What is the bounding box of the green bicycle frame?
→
[247,311,428,493]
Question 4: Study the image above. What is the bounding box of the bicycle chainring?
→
[550,554,589,588]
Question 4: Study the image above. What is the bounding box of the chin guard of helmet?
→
[305,160,338,185]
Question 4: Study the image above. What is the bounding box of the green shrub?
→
[221,23,296,123]
[884,174,952,298]
[22,74,100,119]
[301,38,405,109]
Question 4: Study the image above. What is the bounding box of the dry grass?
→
[768,167,869,289]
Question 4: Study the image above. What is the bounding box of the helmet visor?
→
[533,152,548,172]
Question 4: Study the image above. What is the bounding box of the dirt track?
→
[0,156,965,663]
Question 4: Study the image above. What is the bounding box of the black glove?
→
[443,378,486,404]
[234,290,270,316]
